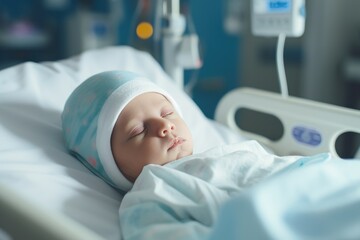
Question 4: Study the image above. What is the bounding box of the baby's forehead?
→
[117,92,173,121]
[130,92,172,106]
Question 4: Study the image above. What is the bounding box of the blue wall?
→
[189,0,241,118]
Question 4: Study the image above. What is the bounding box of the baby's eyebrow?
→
[161,98,174,108]
[165,98,174,105]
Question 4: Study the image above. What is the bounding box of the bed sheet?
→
[0,46,245,239]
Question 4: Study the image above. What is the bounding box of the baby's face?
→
[111,92,193,182]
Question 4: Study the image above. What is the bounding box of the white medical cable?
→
[276,33,289,97]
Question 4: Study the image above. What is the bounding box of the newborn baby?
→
[61,70,193,192]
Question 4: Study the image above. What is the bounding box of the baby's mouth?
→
[168,137,185,150]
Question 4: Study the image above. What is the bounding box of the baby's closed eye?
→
[161,107,175,118]
[129,126,145,139]
[162,111,173,117]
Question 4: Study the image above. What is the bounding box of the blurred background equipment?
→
[160,0,202,90]
[129,0,202,91]
[0,0,359,118]
[65,0,123,56]
[251,0,306,97]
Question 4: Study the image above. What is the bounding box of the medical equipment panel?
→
[252,0,305,37]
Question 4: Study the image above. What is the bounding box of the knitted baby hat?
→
[61,70,182,192]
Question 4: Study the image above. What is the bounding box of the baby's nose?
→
[157,119,175,137]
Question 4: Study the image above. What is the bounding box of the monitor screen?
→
[254,0,292,14]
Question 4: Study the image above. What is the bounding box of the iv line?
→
[276,33,289,97]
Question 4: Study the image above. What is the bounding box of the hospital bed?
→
[0,46,359,240]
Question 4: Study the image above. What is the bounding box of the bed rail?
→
[215,87,360,158]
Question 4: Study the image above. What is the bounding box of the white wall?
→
[301,0,360,105]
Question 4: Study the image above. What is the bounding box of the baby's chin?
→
[161,151,192,166]
[176,149,193,160]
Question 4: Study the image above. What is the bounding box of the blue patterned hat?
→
[61,71,181,192]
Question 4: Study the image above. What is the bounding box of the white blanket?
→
[119,140,360,240]
[208,153,360,240]
[119,141,302,240]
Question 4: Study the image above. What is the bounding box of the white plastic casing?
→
[251,0,305,37]
[215,87,360,158]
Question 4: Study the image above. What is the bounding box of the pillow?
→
[0,62,123,239]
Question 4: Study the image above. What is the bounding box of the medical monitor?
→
[251,0,305,37]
